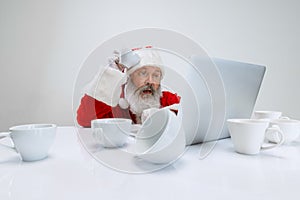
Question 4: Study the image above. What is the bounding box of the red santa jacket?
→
[77,91,181,127]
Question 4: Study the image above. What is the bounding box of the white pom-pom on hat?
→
[118,98,129,109]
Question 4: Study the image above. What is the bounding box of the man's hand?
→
[108,50,124,71]
[108,50,130,72]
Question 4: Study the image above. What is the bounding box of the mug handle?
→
[0,132,11,140]
[261,125,284,150]
[0,132,17,152]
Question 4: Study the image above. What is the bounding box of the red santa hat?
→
[122,47,165,77]
[118,47,165,109]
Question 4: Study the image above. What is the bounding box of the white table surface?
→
[1,126,300,200]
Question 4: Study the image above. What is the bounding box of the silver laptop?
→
[188,56,266,144]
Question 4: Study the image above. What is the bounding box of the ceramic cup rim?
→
[227,118,270,125]
[91,118,132,125]
[254,110,282,114]
[270,119,300,125]
[9,124,57,131]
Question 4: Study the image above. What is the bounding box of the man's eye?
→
[139,71,147,76]
[153,73,161,79]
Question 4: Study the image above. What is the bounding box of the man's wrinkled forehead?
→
[133,66,162,74]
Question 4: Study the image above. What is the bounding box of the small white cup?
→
[120,50,141,69]
[227,119,284,155]
[267,119,300,144]
[0,124,56,162]
[253,111,282,120]
[91,118,132,148]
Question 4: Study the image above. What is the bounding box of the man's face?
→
[130,66,162,98]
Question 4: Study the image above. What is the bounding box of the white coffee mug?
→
[91,118,132,148]
[227,119,284,155]
[267,119,300,144]
[0,124,56,161]
[253,111,282,120]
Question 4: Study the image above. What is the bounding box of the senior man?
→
[76,47,181,127]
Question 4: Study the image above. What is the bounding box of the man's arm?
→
[160,91,181,107]
[76,94,114,127]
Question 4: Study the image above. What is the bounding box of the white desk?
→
[1,127,300,200]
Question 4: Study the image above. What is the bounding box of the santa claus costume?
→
[76,47,181,127]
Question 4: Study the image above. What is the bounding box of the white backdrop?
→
[0,0,299,130]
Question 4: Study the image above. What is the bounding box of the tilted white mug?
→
[0,124,57,161]
[227,119,284,155]
[91,118,132,148]
[136,108,186,164]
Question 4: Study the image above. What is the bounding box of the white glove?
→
[84,49,140,107]
[84,66,127,107]
[107,50,121,70]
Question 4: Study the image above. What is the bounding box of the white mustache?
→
[134,84,155,95]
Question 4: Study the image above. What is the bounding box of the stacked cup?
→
[227,119,284,155]
[253,111,300,144]
[227,110,300,155]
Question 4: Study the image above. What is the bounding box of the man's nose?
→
[145,75,155,84]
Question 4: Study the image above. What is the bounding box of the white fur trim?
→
[118,98,129,109]
[125,49,165,78]
[84,67,127,107]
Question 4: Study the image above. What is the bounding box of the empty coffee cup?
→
[0,124,57,161]
[227,119,284,155]
[91,118,132,148]
[266,119,300,144]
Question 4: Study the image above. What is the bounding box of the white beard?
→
[125,79,161,123]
